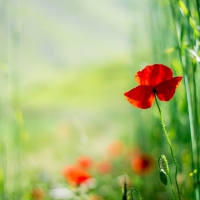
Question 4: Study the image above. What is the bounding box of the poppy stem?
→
[155,95,181,200]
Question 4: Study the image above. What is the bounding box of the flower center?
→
[153,88,157,94]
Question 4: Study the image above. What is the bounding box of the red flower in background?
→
[107,140,124,157]
[131,154,155,175]
[124,64,183,109]
[97,160,112,174]
[77,156,93,169]
[63,165,91,185]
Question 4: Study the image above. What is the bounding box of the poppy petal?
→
[63,165,91,185]
[124,85,155,109]
[155,76,183,101]
[135,64,173,86]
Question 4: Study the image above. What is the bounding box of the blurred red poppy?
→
[131,154,155,175]
[97,160,112,174]
[63,165,91,185]
[107,140,124,157]
[124,64,183,109]
[77,156,93,169]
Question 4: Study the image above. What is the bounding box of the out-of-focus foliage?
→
[0,0,199,199]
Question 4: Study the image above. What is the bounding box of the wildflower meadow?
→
[0,0,200,199]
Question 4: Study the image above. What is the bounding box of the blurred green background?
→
[1,0,154,169]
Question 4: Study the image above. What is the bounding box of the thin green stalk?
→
[169,0,196,165]
[155,95,181,200]
[184,71,198,199]
[185,0,200,196]
[168,167,177,200]
[192,67,200,199]
[169,1,198,199]
[195,0,200,24]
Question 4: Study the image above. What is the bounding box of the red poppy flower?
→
[131,154,155,175]
[107,140,124,157]
[124,64,183,109]
[77,156,93,169]
[62,165,91,185]
[96,160,112,174]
